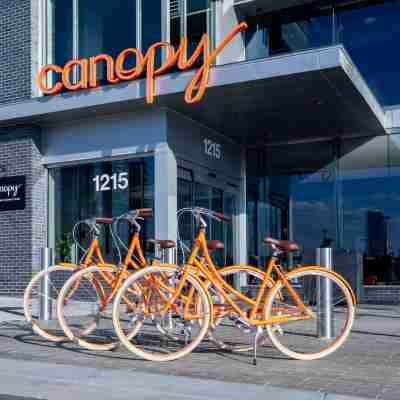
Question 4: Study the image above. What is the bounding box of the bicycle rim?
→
[24,265,77,342]
[264,268,355,360]
[57,266,119,351]
[113,266,211,362]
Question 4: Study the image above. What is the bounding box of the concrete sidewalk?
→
[0,297,24,324]
[0,358,369,400]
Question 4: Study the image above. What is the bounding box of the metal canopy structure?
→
[162,66,385,145]
[234,0,321,17]
[0,45,386,143]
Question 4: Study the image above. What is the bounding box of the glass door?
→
[177,169,237,266]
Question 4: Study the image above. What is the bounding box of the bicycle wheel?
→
[113,266,211,362]
[204,266,270,352]
[24,265,77,342]
[57,265,119,351]
[264,267,355,360]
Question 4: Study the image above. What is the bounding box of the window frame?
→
[40,0,165,90]
[170,0,215,50]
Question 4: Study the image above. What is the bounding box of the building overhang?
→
[234,0,321,17]
[0,45,386,143]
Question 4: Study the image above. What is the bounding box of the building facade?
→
[0,0,400,303]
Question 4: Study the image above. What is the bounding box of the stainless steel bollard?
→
[164,248,176,264]
[39,247,53,321]
[316,248,334,339]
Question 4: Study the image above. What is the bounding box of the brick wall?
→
[0,127,47,296]
[0,0,32,104]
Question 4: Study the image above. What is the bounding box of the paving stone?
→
[0,299,399,399]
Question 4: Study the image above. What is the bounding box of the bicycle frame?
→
[58,235,105,270]
[165,227,315,326]
[93,231,148,310]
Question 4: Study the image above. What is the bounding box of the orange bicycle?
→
[23,217,111,342]
[55,208,158,351]
[57,208,255,352]
[113,207,356,363]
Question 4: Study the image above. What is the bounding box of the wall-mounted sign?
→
[0,176,26,211]
[37,22,248,105]
[204,138,222,160]
[93,172,129,192]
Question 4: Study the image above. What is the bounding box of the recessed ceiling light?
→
[365,17,376,25]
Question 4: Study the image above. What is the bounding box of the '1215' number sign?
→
[93,172,129,192]
[204,138,222,160]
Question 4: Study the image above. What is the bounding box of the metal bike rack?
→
[39,247,53,321]
[316,247,334,339]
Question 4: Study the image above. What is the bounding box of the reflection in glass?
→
[187,11,208,57]
[243,0,400,105]
[78,0,136,66]
[245,2,333,60]
[51,0,73,67]
[335,0,400,105]
[170,0,211,60]
[247,134,400,286]
[188,0,210,13]
[177,170,235,266]
[142,0,162,66]
[53,158,154,263]
[246,141,336,267]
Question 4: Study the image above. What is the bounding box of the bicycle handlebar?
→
[213,211,231,223]
[181,207,231,224]
[137,208,153,218]
[95,217,113,225]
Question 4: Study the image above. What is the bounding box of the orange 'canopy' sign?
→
[37,22,248,104]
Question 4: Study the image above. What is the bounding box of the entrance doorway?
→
[177,166,239,266]
[49,157,154,263]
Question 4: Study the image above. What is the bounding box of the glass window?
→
[339,136,389,255]
[246,141,337,267]
[177,170,235,266]
[48,1,164,84]
[51,0,73,67]
[245,2,334,60]
[142,0,162,52]
[188,0,211,57]
[52,158,154,263]
[338,136,400,285]
[188,0,209,13]
[170,0,183,48]
[245,18,269,60]
[243,0,400,105]
[335,0,400,105]
[247,134,400,286]
[169,0,212,56]
[78,0,136,59]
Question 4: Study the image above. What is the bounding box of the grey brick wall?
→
[0,0,32,105]
[0,127,46,296]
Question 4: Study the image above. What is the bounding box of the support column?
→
[154,143,177,262]
[234,147,247,288]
